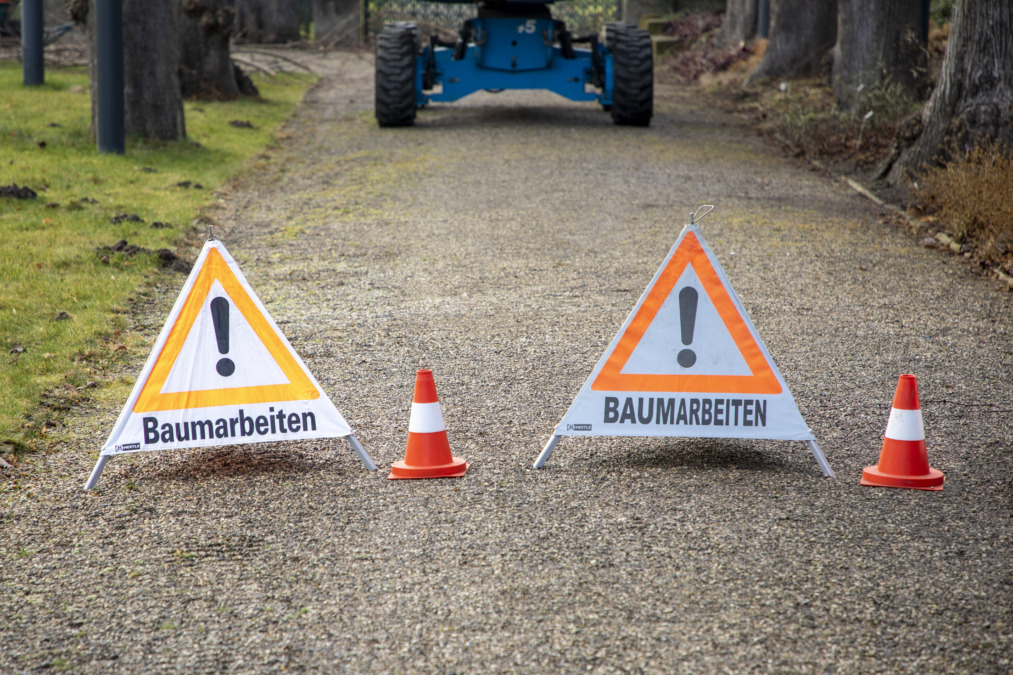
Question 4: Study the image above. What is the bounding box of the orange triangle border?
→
[591,230,782,395]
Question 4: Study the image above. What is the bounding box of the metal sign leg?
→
[347,434,377,471]
[533,435,561,469]
[807,439,835,478]
[83,455,110,490]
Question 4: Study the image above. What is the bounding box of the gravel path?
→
[3,51,1012,673]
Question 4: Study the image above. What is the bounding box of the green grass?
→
[0,63,315,459]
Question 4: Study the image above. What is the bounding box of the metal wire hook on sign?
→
[689,204,714,226]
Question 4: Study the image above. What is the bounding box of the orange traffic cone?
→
[388,369,468,479]
[861,374,943,490]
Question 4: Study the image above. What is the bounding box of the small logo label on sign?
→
[567,423,592,432]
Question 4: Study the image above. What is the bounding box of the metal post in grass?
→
[21,0,44,85]
[758,0,770,39]
[96,0,125,154]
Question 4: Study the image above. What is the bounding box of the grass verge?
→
[912,142,1013,274]
[0,63,315,461]
[743,76,914,169]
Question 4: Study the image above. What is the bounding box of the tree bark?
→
[718,0,758,47]
[123,0,186,140]
[235,0,300,44]
[886,0,1013,183]
[747,0,837,83]
[72,0,185,142]
[179,0,257,100]
[832,0,926,112]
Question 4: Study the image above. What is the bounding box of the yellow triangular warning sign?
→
[133,244,319,412]
[86,239,376,489]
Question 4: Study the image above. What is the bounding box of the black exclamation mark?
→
[211,297,235,377]
[677,287,698,368]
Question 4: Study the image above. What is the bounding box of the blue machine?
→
[375,2,653,127]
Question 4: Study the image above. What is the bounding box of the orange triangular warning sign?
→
[536,222,832,476]
[592,228,781,395]
[88,239,377,490]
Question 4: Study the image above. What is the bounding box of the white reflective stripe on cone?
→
[409,401,446,433]
[885,407,925,441]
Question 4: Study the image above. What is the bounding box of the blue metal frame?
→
[415,17,613,108]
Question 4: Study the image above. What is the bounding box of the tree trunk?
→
[123,0,185,140]
[885,0,1013,183]
[235,0,300,44]
[718,0,758,47]
[747,0,837,83]
[179,0,257,100]
[832,0,926,112]
[72,0,185,142]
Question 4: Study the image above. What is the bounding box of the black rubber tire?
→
[610,26,653,127]
[601,22,630,111]
[604,21,628,50]
[375,22,418,127]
